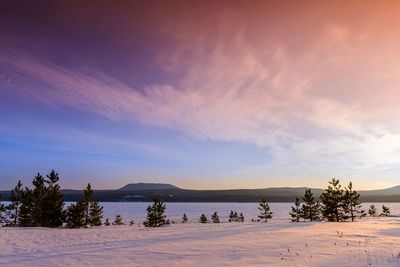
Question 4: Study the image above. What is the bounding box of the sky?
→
[1,0,400,190]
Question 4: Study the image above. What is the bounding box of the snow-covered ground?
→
[2,217,400,266]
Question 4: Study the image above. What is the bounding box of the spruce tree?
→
[343,182,365,221]
[320,178,345,222]
[258,198,273,222]
[211,211,220,223]
[182,213,188,223]
[368,204,377,217]
[381,205,390,216]
[289,197,302,222]
[7,180,23,227]
[43,170,65,227]
[199,214,208,223]
[143,197,169,227]
[302,189,320,221]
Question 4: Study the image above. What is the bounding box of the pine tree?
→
[18,188,35,227]
[239,212,245,222]
[82,183,93,227]
[31,173,46,226]
[381,205,390,216]
[66,201,85,228]
[0,194,5,225]
[89,201,103,226]
[7,180,24,227]
[113,214,124,225]
[211,211,220,223]
[104,218,110,226]
[143,197,169,227]
[182,213,188,223]
[258,198,273,222]
[43,170,65,227]
[80,183,103,227]
[65,183,103,228]
[289,197,302,222]
[302,189,320,221]
[320,178,345,222]
[343,182,365,221]
[368,204,377,217]
[229,210,240,222]
[199,214,208,223]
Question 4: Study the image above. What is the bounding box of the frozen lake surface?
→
[97,202,400,223]
[3,201,400,223]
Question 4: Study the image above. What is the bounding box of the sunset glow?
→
[1,1,400,189]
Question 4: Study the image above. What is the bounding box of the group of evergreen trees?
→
[66,183,103,228]
[1,175,394,228]
[0,171,103,228]
[229,210,245,222]
[289,179,391,222]
[368,204,390,217]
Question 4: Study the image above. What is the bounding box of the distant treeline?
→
[2,188,400,203]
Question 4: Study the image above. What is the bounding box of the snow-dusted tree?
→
[381,205,390,216]
[289,197,302,222]
[199,214,208,223]
[104,218,110,226]
[182,213,188,223]
[143,197,169,227]
[258,198,273,222]
[113,214,124,225]
[343,182,365,221]
[211,211,220,223]
[368,204,377,217]
[7,180,24,227]
[320,178,345,222]
[302,189,320,221]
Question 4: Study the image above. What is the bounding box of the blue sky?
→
[2,1,400,190]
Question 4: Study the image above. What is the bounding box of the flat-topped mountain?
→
[118,183,179,191]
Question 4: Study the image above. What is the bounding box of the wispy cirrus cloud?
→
[2,15,400,188]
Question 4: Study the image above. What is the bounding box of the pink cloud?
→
[2,10,400,186]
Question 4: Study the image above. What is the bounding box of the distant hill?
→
[118,183,179,191]
[2,183,400,202]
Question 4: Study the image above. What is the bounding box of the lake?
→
[3,202,399,224]
[98,202,400,224]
